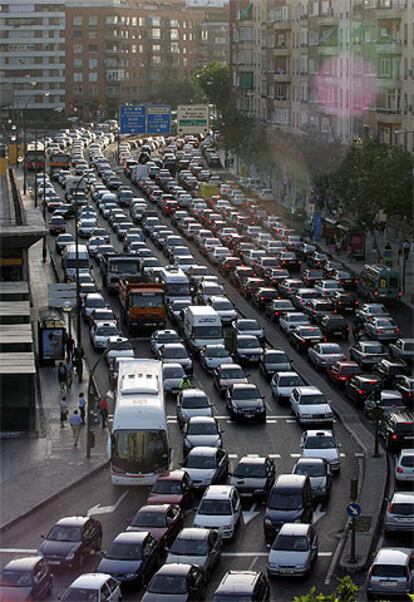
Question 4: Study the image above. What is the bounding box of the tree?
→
[383,143,413,225]
[152,79,205,108]
[193,62,232,113]
[293,576,359,602]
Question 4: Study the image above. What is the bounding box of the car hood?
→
[274,386,296,396]
[302,449,339,462]
[166,553,208,569]
[126,526,167,541]
[232,399,262,408]
[163,377,182,390]
[230,476,266,488]
[97,557,143,575]
[182,467,216,481]
[205,357,232,367]
[0,586,33,601]
[309,475,328,490]
[143,593,189,602]
[38,540,80,558]
[268,549,310,566]
[147,493,184,505]
[186,434,221,447]
[266,362,291,371]
[266,508,304,523]
[298,403,332,414]
[220,378,248,387]
[237,347,262,355]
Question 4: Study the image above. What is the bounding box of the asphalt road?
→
[6,152,411,601]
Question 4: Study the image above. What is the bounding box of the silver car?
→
[176,389,214,428]
[279,312,310,334]
[308,343,345,369]
[367,547,414,599]
[182,416,223,456]
[163,363,186,395]
[267,523,318,577]
[150,329,182,356]
[384,492,414,534]
[200,344,233,373]
[271,371,305,404]
[213,363,248,397]
[166,528,222,580]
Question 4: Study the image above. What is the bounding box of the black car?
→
[306,251,328,269]
[379,411,414,451]
[96,531,160,590]
[345,374,382,405]
[226,383,266,423]
[331,290,359,313]
[373,358,409,387]
[230,456,276,499]
[0,556,53,601]
[302,269,324,288]
[318,314,349,341]
[143,563,205,601]
[289,325,324,352]
[349,341,388,368]
[394,375,414,405]
[328,269,357,291]
[259,349,292,380]
[213,571,270,602]
[38,516,102,568]
[265,298,295,322]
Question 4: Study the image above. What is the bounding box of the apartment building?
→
[192,4,230,69]
[0,0,66,113]
[232,0,413,151]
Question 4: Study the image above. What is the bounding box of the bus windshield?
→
[111,429,168,474]
[66,258,89,269]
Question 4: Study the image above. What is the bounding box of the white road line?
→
[228,454,238,459]
[266,419,277,423]
[221,552,332,558]
[269,454,281,458]
[285,419,296,423]
[340,453,346,457]
[355,452,365,457]
[246,454,259,457]
[0,548,38,554]
[290,453,301,458]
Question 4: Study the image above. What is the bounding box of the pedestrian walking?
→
[66,334,75,361]
[98,397,109,428]
[78,392,86,424]
[57,362,67,392]
[65,358,73,392]
[59,397,68,428]
[69,410,82,446]
[73,346,84,383]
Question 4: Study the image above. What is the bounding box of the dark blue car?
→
[96,531,161,589]
[0,556,53,600]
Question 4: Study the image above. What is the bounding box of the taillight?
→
[357,389,366,395]
[339,376,347,381]
[391,434,398,440]
[396,466,404,473]
[374,289,378,297]
[398,290,403,298]
[387,503,394,513]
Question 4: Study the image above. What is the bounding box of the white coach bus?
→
[110,359,169,485]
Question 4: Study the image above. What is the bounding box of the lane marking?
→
[0,548,38,554]
[290,453,301,458]
[269,454,281,458]
[266,419,277,424]
[221,552,332,558]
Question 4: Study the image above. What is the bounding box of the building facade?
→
[232,0,414,152]
[0,0,66,113]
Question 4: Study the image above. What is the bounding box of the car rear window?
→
[371,564,407,578]
[392,503,414,515]
[401,456,414,467]
[396,423,414,435]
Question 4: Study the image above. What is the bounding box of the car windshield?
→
[61,589,99,602]
[86,298,105,308]
[320,345,341,354]
[392,503,414,515]
[300,394,326,405]
[193,326,223,338]
[238,321,259,331]
[272,535,309,551]
[47,525,81,542]
[278,375,303,387]
[170,538,207,556]
[403,342,414,351]
[151,480,182,495]
[214,302,233,311]
[221,368,245,380]
[164,348,187,359]
[234,388,259,400]
[290,315,307,323]
[198,499,231,515]
[149,575,187,594]
[164,367,184,379]
[305,436,336,449]
[185,455,216,469]
[157,333,180,344]
[364,344,384,354]
[182,395,209,408]
[266,352,289,364]
[401,456,414,467]
[106,541,143,560]
[97,325,118,336]
[207,348,229,358]
[269,493,303,510]
[131,511,166,528]
[295,462,326,477]
[0,570,33,587]
[187,423,217,435]
[375,319,395,327]
[239,339,259,349]
[233,463,267,478]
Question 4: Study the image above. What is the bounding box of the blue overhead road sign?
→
[146,105,171,135]
[346,502,361,518]
[119,105,146,134]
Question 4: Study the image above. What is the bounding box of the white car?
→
[208,246,231,265]
[300,430,340,473]
[193,485,241,540]
[61,573,122,602]
[208,296,238,325]
[395,448,414,485]
[279,312,310,334]
[313,280,344,297]
[308,343,345,369]
[83,293,107,321]
[90,321,120,350]
[289,386,334,424]
[271,371,305,404]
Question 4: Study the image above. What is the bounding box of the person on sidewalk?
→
[78,392,86,425]
[98,397,109,428]
[57,362,67,392]
[59,397,68,428]
[69,410,82,447]
[65,334,75,361]
[65,358,73,392]
[73,346,84,383]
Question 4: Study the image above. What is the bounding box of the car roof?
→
[295,386,321,394]
[295,457,326,465]
[187,446,218,456]
[375,548,412,565]
[176,527,210,541]
[55,516,90,527]
[113,531,149,544]
[181,388,207,398]
[218,571,260,592]
[278,523,311,537]
[155,470,186,482]
[68,573,112,589]
[238,455,267,465]
[138,504,175,513]
[305,430,334,437]
[156,563,193,576]
[202,485,234,500]
[390,491,414,503]
[2,556,43,571]
[187,416,216,424]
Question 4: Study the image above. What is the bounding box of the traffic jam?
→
[5,124,413,602]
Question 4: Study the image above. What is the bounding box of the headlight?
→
[66,552,75,560]
[125,572,136,578]
[264,518,272,526]
[295,564,305,569]
[268,562,279,569]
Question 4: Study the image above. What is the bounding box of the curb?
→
[0,460,109,534]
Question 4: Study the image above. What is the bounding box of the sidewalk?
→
[0,174,108,531]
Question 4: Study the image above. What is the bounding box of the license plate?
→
[281,569,295,574]
[404,436,414,440]
[334,331,342,335]
[244,413,254,418]
[396,517,412,522]
[379,581,397,587]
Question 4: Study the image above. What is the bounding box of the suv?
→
[213,571,270,602]
[193,485,241,540]
[373,358,409,388]
[380,412,414,451]
[366,547,414,600]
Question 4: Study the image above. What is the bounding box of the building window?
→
[74,30,82,38]
[89,44,98,52]
[88,15,97,26]
[73,58,82,67]
[89,72,97,81]
[138,17,145,26]
[74,44,83,53]
[171,42,179,53]
[74,72,83,81]
[88,58,97,68]
[73,16,82,26]
[152,55,161,65]
[170,29,179,40]
[379,56,391,77]
[89,31,97,39]
[150,28,160,39]
[149,16,160,26]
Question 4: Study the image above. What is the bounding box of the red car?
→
[147,470,193,513]
[127,504,183,547]
[326,361,361,386]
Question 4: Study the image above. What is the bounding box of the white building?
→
[0,0,66,112]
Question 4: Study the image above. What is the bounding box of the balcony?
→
[375,39,402,54]
[362,1,405,20]
[273,45,289,56]
[273,71,291,82]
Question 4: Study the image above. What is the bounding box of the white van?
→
[183,306,224,354]
[62,243,90,282]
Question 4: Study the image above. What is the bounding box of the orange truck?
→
[119,277,166,332]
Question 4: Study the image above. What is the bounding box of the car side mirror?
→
[40,534,45,539]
